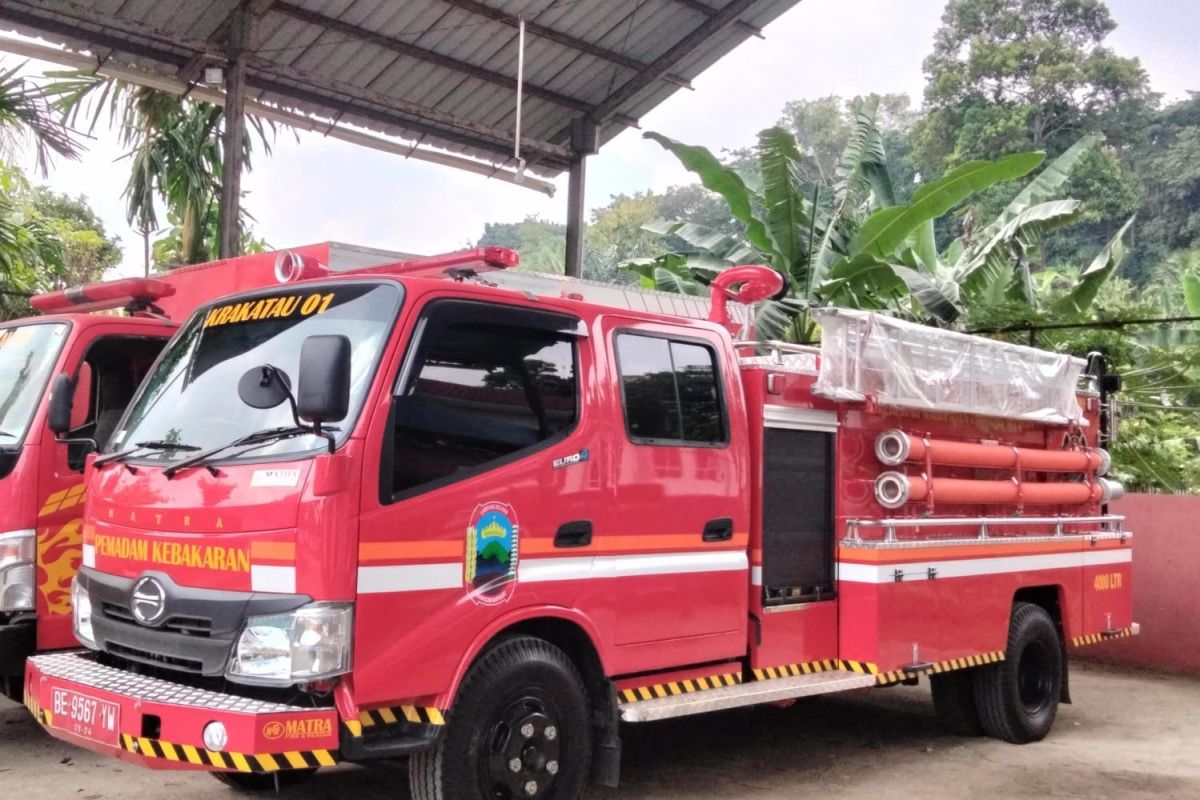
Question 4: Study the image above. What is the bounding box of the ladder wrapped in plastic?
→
[811,308,1087,425]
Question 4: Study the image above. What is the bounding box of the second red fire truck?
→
[22,249,1134,799]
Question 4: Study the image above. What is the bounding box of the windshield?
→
[0,322,69,444]
[111,282,402,463]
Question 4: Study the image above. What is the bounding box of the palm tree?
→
[47,72,274,266]
[0,62,81,175]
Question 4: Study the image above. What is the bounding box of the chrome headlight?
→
[72,577,96,648]
[226,602,352,686]
[0,529,35,612]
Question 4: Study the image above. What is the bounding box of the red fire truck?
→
[22,249,1134,799]
[0,243,407,701]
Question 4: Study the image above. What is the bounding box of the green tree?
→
[48,72,274,266]
[478,216,566,274]
[0,163,64,319]
[781,93,917,198]
[916,0,1154,169]
[1125,94,1200,281]
[914,0,1153,261]
[30,189,121,285]
[0,63,80,175]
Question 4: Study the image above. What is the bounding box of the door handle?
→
[702,517,734,542]
[554,520,593,548]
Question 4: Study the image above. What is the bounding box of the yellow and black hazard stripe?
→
[618,671,743,704]
[753,651,1007,687]
[929,651,1006,674]
[1071,626,1136,647]
[343,704,446,737]
[120,733,336,773]
[23,687,46,724]
[752,658,865,681]
[753,658,904,686]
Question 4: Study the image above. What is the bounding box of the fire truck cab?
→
[23,250,1134,799]
[0,243,409,701]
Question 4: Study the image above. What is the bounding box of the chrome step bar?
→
[619,671,877,723]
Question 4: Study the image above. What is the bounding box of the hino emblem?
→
[130,576,167,625]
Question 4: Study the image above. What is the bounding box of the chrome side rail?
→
[844,514,1126,544]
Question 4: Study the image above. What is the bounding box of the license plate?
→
[49,688,121,746]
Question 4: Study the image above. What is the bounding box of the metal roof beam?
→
[245,70,571,169]
[0,1,569,167]
[0,34,557,193]
[577,0,763,133]
[433,0,692,86]
[271,2,593,114]
[668,0,765,38]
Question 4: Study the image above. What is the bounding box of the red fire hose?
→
[875,429,1109,474]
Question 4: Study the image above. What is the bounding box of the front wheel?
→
[974,602,1063,744]
[409,635,592,800]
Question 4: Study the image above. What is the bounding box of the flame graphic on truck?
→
[37,519,82,616]
[36,484,86,616]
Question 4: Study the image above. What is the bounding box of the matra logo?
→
[263,718,333,740]
[552,448,589,469]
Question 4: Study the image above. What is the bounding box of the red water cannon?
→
[706,265,788,336]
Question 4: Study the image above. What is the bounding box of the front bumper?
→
[25,652,339,774]
[0,614,35,677]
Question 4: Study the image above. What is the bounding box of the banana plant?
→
[627,97,897,340]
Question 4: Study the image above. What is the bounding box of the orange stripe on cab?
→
[359,541,465,562]
[250,541,296,561]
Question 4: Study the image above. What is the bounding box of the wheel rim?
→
[480,695,562,799]
[1017,640,1053,715]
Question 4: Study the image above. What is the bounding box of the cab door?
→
[35,327,169,650]
[354,296,602,704]
[590,317,750,671]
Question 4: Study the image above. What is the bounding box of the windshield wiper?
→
[94,440,201,469]
[162,425,338,479]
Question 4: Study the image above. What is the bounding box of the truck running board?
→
[618,670,878,723]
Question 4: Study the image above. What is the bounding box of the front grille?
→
[107,642,205,674]
[101,603,213,637]
[80,566,309,679]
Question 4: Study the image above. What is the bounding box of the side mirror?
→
[48,373,74,436]
[297,335,351,425]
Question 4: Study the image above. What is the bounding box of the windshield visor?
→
[0,322,69,445]
[111,282,402,462]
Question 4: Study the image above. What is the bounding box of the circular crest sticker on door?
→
[465,501,520,605]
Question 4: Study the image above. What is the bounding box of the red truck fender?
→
[437,605,611,713]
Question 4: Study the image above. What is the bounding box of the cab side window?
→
[384,301,579,500]
[615,332,725,445]
[83,337,166,449]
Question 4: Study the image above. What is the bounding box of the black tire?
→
[211,769,317,792]
[974,602,1063,744]
[930,670,983,736]
[409,635,592,800]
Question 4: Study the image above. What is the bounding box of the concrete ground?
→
[1,662,1197,800]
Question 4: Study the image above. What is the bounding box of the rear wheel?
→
[409,635,592,800]
[930,670,982,736]
[211,769,316,792]
[974,602,1063,744]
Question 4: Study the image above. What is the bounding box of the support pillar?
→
[564,118,599,278]
[218,6,250,260]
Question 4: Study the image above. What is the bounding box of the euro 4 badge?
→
[465,501,519,605]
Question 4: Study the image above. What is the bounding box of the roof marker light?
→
[31,278,177,316]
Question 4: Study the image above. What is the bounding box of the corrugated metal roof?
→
[0,0,800,178]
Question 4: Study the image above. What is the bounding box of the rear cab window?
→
[614,331,726,446]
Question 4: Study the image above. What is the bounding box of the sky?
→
[6,0,1200,278]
